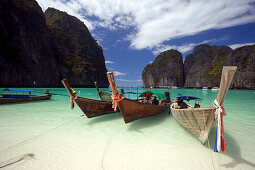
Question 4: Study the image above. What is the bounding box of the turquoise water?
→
[0,88,255,169]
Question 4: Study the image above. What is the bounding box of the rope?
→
[101,111,119,170]
[101,131,113,170]
[0,116,83,155]
[202,110,215,170]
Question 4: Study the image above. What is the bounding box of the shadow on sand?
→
[86,112,123,126]
[0,153,35,169]
[127,110,170,133]
[206,128,255,168]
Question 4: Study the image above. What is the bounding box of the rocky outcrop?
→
[184,44,255,89]
[142,50,184,88]
[226,45,255,89]
[184,44,233,88]
[0,0,60,87]
[45,8,109,87]
[0,0,109,87]
[142,44,255,89]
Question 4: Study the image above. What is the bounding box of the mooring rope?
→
[0,115,83,155]
[100,111,119,170]
[202,110,215,170]
[101,131,113,170]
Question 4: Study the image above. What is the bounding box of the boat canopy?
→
[3,88,35,92]
[174,95,201,101]
[139,91,166,99]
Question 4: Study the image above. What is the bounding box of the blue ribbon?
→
[214,121,218,152]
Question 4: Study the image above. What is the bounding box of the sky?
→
[36,0,255,87]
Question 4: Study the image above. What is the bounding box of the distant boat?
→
[107,72,171,123]
[202,87,208,90]
[170,66,237,145]
[212,87,219,90]
[0,88,51,104]
[62,79,114,118]
[171,86,179,89]
[94,81,112,101]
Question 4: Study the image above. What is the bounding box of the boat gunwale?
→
[122,98,170,108]
[75,96,112,104]
[170,104,215,111]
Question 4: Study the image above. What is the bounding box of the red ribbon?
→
[221,106,226,115]
[111,93,125,110]
[70,96,75,110]
[221,112,226,152]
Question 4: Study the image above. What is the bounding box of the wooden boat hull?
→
[118,98,169,123]
[74,96,114,118]
[0,95,52,104]
[98,91,112,101]
[94,81,112,101]
[170,66,237,144]
[62,79,115,118]
[170,105,216,143]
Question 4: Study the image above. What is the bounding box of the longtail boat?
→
[61,79,114,118]
[94,81,112,101]
[0,88,51,104]
[107,72,170,123]
[170,66,237,148]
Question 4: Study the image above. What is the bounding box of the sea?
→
[0,88,254,170]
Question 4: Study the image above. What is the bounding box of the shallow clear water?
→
[0,88,255,170]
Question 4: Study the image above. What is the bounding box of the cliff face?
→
[184,44,255,88]
[142,44,255,89]
[45,8,109,87]
[226,45,255,89]
[0,1,109,87]
[0,0,60,87]
[184,44,233,88]
[142,50,184,88]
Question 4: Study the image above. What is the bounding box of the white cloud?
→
[105,60,114,64]
[152,39,219,55]
[113,71,127,76]
[37,0,94,30]
[116,79,142,82]
[228,42,255,49]
[106,67,115,71]
[37,0,255,49]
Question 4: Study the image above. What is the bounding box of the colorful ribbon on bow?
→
[70,95,75,110]
[111,93,125,111]
[213,99,226,152]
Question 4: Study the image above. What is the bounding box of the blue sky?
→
[37,0,255,87]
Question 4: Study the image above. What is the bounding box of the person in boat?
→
[144,96,151,104]
[164,91,170,102]
[152,96,159,105]
[161,91,171,105]
[121,89,125,97]
[194,103,200,108]
[176,98,188,109]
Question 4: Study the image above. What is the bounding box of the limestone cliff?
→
[0,0,60,87]
[0,0,109,87]
[226,45,255,89]
[45,8,109,87]
[142,50,184,88]
[184,44,233,88]
[184,44,255,89]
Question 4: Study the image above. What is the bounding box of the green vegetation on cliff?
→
[0,1,109,87]
[45,7,109,87]
[142,49,184,87]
